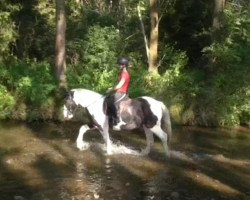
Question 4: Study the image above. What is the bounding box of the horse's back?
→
[119,97,158,129]
[140,96,165,115]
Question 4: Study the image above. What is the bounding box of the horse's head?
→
[63,91,77,120]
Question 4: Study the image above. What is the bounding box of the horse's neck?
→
[73,89,102,107]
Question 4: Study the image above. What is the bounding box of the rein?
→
[85,95,106,108]
[67,95,105,118]
[114,93,126,104]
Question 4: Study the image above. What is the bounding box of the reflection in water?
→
[105,158,112,176]
[0,122,249,199]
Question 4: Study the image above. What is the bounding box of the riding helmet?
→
[118,57,129,66]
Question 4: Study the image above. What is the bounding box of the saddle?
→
[105,96,157,129]
[105,94,128,126]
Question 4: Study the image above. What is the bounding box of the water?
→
[0,121,249,200]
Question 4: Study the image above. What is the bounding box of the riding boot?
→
[113,103,120,125]
[113,116,120,125]
[112,110,120,125]
[108,105,119,126]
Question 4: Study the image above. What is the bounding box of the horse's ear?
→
[63,90,69,99]
[64,90,73,99]
[65,91,74,99]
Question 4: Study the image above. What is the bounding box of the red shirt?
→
[117,70,131,93]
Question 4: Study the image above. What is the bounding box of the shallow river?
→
[0,121,249,200]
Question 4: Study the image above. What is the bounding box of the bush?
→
[0,10,18,62]
[0,85,15,119]
[67,25,122,92]
[0,61,57,120]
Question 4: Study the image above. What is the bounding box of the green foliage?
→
[0,0,249,127]
[128,47,190,112]
[13,62,57,104]
[67,66,117,93]
[0,3,19,62]
[83,25,121,70]
[0,61,57,120]
[200,2,250,126]
[9,0,55,61]
[160,0,213,65]
[0,85,15,119]
[204,2,250,70]
[159,44,188,75]
[67,25,121,92]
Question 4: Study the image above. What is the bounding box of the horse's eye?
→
[66,101,77,114]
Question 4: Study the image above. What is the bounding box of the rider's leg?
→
[113,93,126,125]
[105,95,117,126]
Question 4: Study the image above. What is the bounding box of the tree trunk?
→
[55,0,67,89]
[213,0,225,29]
[149,0,159,74]
[137,5,150,62]
[205,0,225,74]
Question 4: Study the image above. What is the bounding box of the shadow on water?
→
[0,147,35,200]
[0,121,250,199]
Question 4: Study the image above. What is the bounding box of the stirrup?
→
[112,117,120,125]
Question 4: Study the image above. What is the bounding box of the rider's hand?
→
[106,87,114,94]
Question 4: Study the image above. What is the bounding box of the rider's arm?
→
[114,78,125,90]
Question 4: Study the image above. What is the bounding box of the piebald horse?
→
[63,88,172,157]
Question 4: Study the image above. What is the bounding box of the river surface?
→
[0,121,249,200]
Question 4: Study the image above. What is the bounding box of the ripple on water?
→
[0,122,250,200]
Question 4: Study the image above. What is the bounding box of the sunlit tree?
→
[55,0,67,89]
[148,0,159,74]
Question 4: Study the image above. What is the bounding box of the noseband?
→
[65,98,78,116]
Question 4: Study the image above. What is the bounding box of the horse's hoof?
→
[140,149,150,156]
[106,147,113,155]
[76,141,89,151]
[106,149,113,155]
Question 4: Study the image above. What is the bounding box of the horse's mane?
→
[72,88,102,98]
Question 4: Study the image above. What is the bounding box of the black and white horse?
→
[63,88,172,157]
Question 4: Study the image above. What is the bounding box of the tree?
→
[213,0,225,29]
[55,0,67,89]
[137,4,150,62]
[137,0,160,74]
[149,0,159,74]
[0,1,19,62]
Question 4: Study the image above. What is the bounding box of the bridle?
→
[65,98,78,117]
[65,94,106,117]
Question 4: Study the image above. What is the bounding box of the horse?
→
[63,88,172,157]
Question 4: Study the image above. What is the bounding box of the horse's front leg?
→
[76,125,90,151]
[100,119,112,155]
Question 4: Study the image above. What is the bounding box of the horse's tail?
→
[160,102,172,143]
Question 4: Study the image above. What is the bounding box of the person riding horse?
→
[63,88,172,157]
[106,57,131,126]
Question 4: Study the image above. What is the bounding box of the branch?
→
[156,53,166,68]
[137,4,150,62]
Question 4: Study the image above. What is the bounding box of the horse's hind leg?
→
[150,125,170,158]
[141,126,154,156]
[76,125,90,151]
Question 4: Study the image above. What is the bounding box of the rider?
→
[107,57,131,125]
[114,57,131,101]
